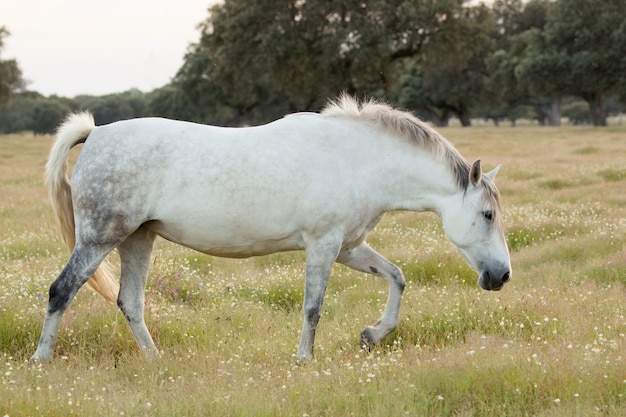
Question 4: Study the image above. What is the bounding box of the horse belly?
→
[147,178,369,258]
[147,207,306,258]
[145,175,313,257]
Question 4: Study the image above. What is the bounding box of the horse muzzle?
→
[478,266,511,291]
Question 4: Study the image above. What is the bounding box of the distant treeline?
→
[1,0,625,133]
[0,90,152,134]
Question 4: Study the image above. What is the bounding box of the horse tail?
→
[45,112,119,303]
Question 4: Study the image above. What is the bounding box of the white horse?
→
[31,95,511,363]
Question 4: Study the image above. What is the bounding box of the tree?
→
[0,91,40,133]
[148,85,198,122]
[485,0,562,125]
[178,0,499,125]
[74,90,147,125]
[562,100,590,125]
[178,0,335,123]
[513,27,569,126]
[398,59,489,127]
[0,27,24,108]
[541,0,626,126]
[498,0,626,126]
[395,3,496,126]
[31,96,73,134]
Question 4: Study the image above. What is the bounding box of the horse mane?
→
[321,95,501,215]
[321,95,471,187]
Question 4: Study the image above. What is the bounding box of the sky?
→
[2,0,219,97]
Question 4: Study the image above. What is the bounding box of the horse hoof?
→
[29,354,50,364]
[360,329,376,351]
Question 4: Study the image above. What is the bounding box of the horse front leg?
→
[297,237,342,361]
[337,242,406,348]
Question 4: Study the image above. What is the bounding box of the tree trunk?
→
[459,113,472,127]
[456,106,472,127]
[431,109,450,127]
[536,115,546,126]
[533,97,561,126]
[544,98,561,126]
[585,92,607,126]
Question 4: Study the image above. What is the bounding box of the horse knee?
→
[303,304,321,327]
[390,265,406,292]
[48,277,75,314]
[117,298,141,323]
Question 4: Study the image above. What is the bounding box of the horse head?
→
[440,159,511,291]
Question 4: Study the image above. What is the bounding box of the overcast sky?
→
[2,0,219,97]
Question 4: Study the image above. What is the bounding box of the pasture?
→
[1,125,625,416]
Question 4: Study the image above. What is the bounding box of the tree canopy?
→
[175,0,503,125]
[172,0,625,126]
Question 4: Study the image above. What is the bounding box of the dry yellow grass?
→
[1,126,625,416]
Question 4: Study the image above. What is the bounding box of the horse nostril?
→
[502,271,510,283]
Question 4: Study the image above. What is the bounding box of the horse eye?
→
[483,210,493,221]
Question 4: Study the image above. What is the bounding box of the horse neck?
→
[379,149,462,216]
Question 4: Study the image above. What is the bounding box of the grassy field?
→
[1,125,625,416]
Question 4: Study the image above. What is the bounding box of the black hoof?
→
[360,329,375,351]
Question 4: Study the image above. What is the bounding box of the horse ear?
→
[470,159,482,187]
[485,164,502,181]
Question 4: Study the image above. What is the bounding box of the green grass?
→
[1,126,626,416]
[598,167,626,182]
[571,145,600,154]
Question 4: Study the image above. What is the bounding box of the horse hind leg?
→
[30,243,114,362]
[336,242,406,349]
[116,225,158,359]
